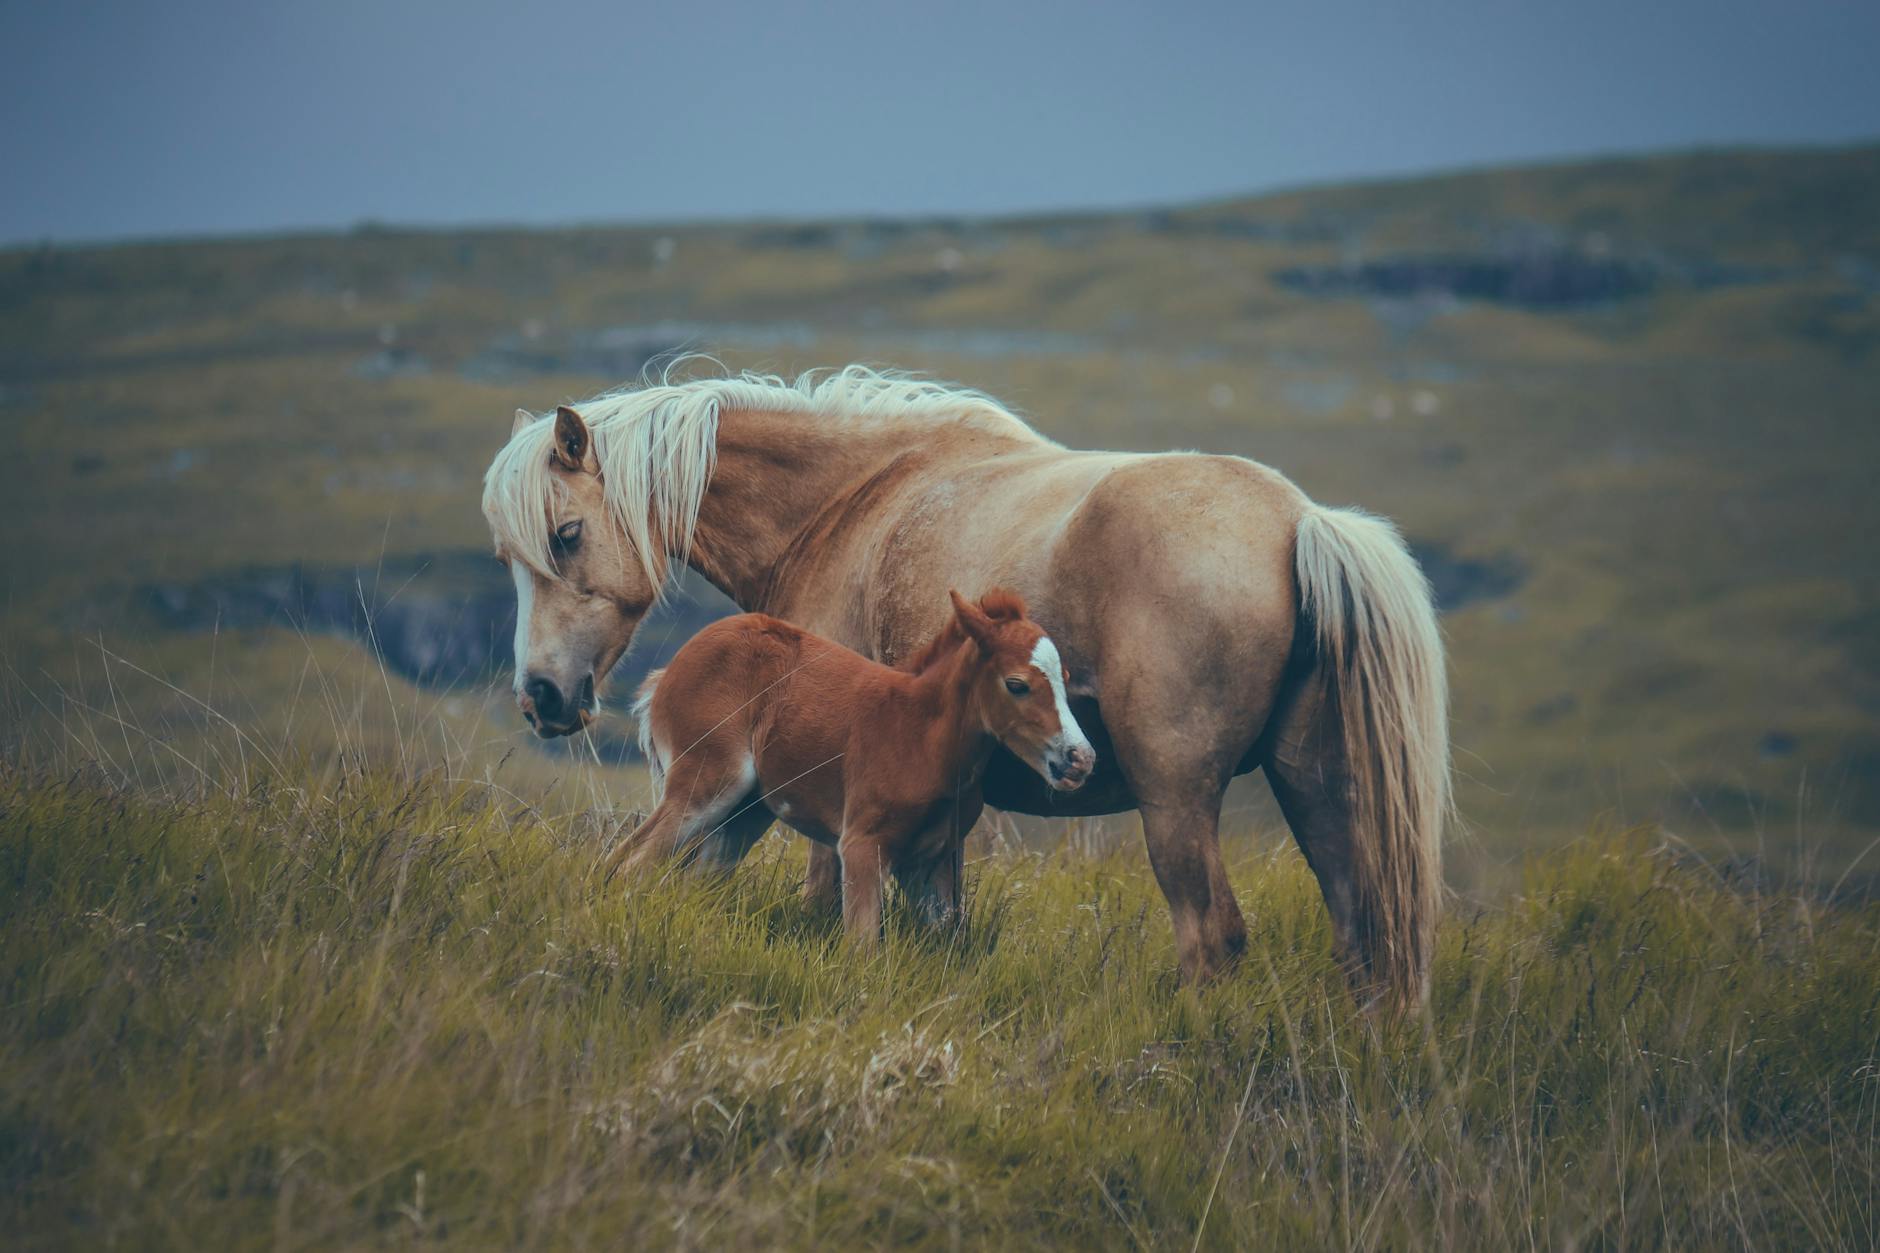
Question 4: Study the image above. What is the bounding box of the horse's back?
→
[946,448,1308,681]
[1060,452,1305,615]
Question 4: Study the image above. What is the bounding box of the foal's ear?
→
[552,405,593,473]
[512,408,535,438]
[949,588,998,653]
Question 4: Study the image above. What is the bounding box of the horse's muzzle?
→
[520,673,596,738]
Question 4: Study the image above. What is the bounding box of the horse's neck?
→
[681,407,1027,610]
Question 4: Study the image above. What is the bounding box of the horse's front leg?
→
[804,841,843,912]
[897,843,963,930]
[896,804,977,930]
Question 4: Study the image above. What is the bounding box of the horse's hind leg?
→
[1135,790,1247,982]
[1104,687,1259,983]
[1261,664,1365,987]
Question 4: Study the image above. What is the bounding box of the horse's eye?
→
[552,520,583,551]
[1004,676,1030,697]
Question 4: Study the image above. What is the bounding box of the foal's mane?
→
[900,589,1030,675]
[482,362,1039,590]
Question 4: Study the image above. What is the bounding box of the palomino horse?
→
[601,589,1096,941]
[484,366,1449,1010]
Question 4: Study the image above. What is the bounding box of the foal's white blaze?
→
[1029,635,1091,757]
[510,561,534,692]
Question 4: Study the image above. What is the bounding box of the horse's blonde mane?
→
[482,363,1039,590]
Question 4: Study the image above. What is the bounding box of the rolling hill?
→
[2,142,1877,889]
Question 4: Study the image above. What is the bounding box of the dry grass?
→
[1,735,1875,1248]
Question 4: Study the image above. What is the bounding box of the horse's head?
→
[949,588,1096,791]
[483,405,659,738]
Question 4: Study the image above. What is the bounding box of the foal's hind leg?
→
[692,801,773,874]
[598,802,684,883]
[601,752,757,881]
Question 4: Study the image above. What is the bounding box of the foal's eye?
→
[1004,676,1031,697]
[552,519,583,551]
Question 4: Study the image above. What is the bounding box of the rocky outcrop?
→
[1273,250,1657,309]
[140,552,738,703]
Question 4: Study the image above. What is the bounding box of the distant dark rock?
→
[1759,731,1798,760]
[1527,693,1579,725]
[139,553,738,757]
[1138,211,1347,245]
[1406,541,1526,611]
[142,552,519,688]
[1274,249,1658,310]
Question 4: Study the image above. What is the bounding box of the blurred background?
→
[3,0,1877,892]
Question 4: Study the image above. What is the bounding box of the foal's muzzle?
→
[520,672,596,738]
[1046,740,1097,791]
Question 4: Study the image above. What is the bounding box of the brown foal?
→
[600,589,1096,940]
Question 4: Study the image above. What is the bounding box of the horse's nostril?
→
[525,675,564,720]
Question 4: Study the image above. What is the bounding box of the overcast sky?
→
[3,0,1876,244]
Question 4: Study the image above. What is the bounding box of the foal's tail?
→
[632,668,667,802]
[1293,506,1450,1012]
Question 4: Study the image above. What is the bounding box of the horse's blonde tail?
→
[633,668,667,802]
[1294,506,1450,1012]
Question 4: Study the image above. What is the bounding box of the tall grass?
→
[2,753,1875,1249]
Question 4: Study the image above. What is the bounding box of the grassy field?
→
[3,145,1879,1246]
[3,750,1876,1249]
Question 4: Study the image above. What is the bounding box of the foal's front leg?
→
[837,828,889,944]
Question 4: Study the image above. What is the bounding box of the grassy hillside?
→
[3,760,1876,1249]
[2,143,1878,885]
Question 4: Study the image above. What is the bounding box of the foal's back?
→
[640,613,884,791]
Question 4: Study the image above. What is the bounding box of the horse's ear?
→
[949,588,997,653]
[512,408,534,438]
[552,405,592,473]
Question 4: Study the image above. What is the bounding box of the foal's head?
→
[483,405,659,738]
[944,589,1096,791]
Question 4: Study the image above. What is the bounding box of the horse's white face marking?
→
[510,560,534,693]
[1030,635,1092,758]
